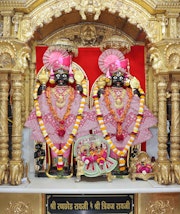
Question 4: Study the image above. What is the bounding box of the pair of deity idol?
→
[25,47,157,177]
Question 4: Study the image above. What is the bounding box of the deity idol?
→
[25,47,95,177]
[92,49,157,175]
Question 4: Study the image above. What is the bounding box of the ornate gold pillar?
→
[29,63,36,112]
[145,57,158,115]
[167,12,179,39]
[145,60,150,109]
[21,74,26,125]
[170,81,180,184]
[155,79,171,185]
[157,80,168,161]
[152,77,158,118]
[23,61,33,123]
[0,73,9,184]
[1,11,13,37]
[12,44,31,123]
[9,73,24,185]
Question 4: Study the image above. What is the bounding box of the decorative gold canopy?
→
[0,0,179,186]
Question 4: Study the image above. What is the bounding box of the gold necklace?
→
[46,86,75,137]
[104,87,133,141]
[110,87,126,109]
[52,86,70,108]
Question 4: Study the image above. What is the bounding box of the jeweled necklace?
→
[110,87,126,109]
[104,87,133,141]
[52,86,71,108]
[93,83,145,158]
[46,86,75,137]
[34,79,87,158]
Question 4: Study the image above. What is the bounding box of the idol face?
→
[55,70,69,86]
[112,71,124,87]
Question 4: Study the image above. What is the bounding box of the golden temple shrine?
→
[0,0,180,213]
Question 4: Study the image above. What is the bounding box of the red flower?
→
[57,129,65,137]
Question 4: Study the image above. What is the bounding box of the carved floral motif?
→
[146,200,174,214]
[165,43,180,69]
[14,46,31,72]
[42,23,133,50]
[5,201,32,214]
[149,47,166,73]
[0,41,16,68]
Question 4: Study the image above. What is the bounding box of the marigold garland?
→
[104,87,133,140]
[34,79,87,157]
[46,86,75,137]
[93,84,145,158]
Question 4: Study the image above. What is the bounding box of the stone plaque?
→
[46,194,134,213]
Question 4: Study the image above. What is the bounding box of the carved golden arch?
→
[21,0,156,43]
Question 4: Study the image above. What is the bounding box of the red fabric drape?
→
[73,48,102,89]
[36,46,146,150]
[36,46,145,90]
[126,46,145,91]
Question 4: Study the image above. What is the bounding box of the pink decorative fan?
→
[43,47,71,71]
[98,49,129,77]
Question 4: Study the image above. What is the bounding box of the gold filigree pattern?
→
[100,34,132,54]
[146,200,174,214]
[165,43,180,69]
[5,200,32,214]
[149,46,166,73]
[14,46,31,71]
[17,0,156,43]
[0,41,16,68]
[42,23,134,49]
[75,0,103,20]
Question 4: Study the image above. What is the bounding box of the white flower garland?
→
[34,79,87,156]
[93,84,145,157]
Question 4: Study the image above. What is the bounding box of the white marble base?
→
[6,127,177,194]
[0,174,180,194]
